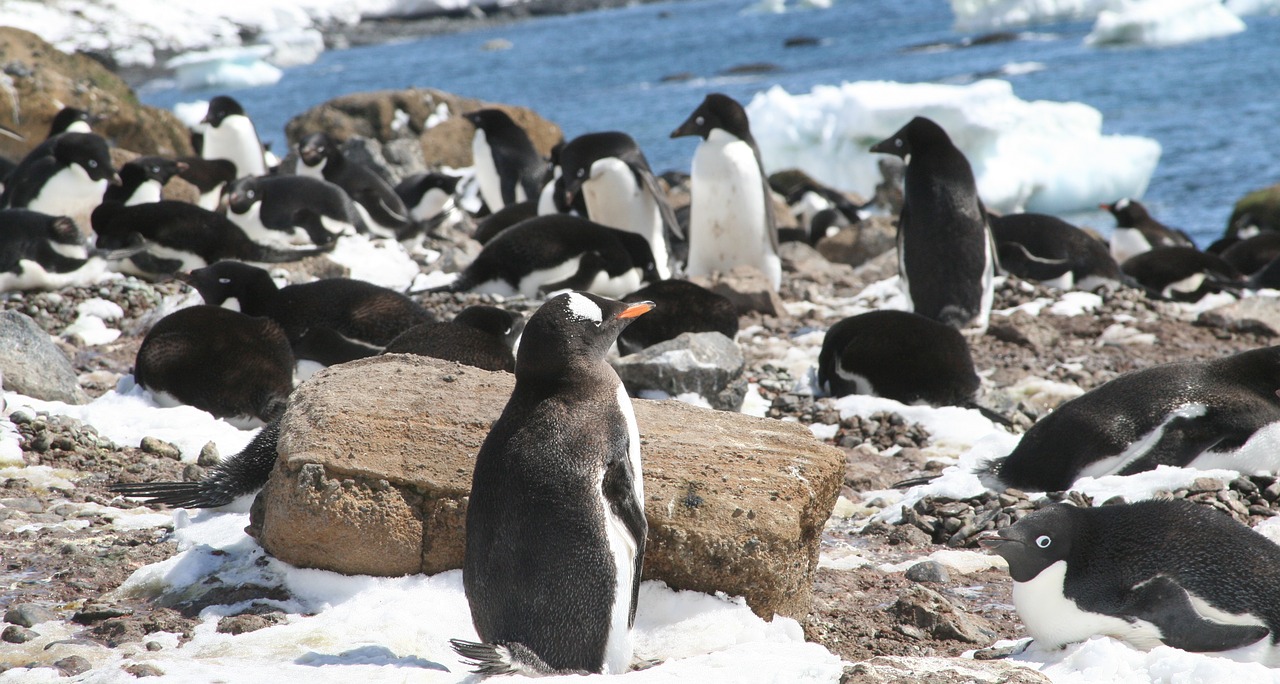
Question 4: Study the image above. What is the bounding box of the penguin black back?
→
[990,212,1122,290]
[103,157,188,205]
[617,279,738,356]
[1120,246,1242,301]
[3,132,118,211]
[297,132,412,238]
[464,108,546,211]
[383,305,522,373]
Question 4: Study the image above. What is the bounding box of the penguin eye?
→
[247,190,256,199]
[695,116,705,126]
[88,159,98,168]
[1035,535,1051,549]
[576,168,585,178]
[218,278,231,284]
[150,165,160,174]
[894,139,903,148]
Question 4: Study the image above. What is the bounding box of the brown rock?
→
[250,354,844,620]
[689,266,788,318]
[1198,297,1280,337]
[888,585,997,644]
[816,215,897,269]
[1228,183,1280,237]
[283,89,562,170]
[987,311,1062,351]
[0,28,192,161]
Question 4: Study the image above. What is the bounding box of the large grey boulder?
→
[611,332,746,411]
[0,311,86,404]
[248,354,845,621]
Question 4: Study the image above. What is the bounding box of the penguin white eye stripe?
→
[564,292,603,324]
[1036,535,1051,548]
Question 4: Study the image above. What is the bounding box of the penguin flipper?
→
[1118,575,1270,652]
[1115,418,1228,476]
[997,241,1073,282]
[603,438,647,626]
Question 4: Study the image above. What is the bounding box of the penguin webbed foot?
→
[449,639,578,678]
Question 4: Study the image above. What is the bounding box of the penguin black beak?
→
[977,530,1018,553]
[175,161,190,173]
[869,138,898,156]
[616,301,655,320]
[670,118,698,139]
[172,271,197,286]
[1099,203,1113,211]
[109,172,123,186]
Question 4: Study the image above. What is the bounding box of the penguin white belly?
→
[351,202,394,239]
[472,131,505,212]
[27,165,107,218]
[967,234,996,335]
[411,188,455,223]
[1075,403,1208,480]
[537,170,561,215]
[514,256,584,298]
[833,368,875,397]
[197,184,226,211]
[1163,272,1206,299]
[124,179,164,206]
[1013,561,1164,650]
[584,159,671,280]
[687,132,778,289]
[297,159,325,180]
[116,240,209,278]
[1039,271,1076,292]
[581,267,643,300]
[1186,420,1280,474]
[598,384,643,674]
[1110,227,1151,264]
[203,115,266,178]
[0,258,107,293]
[230,202,313,247]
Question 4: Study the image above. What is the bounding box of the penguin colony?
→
[2,86,1275,674]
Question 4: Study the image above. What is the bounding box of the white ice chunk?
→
[1087,0,1246,48]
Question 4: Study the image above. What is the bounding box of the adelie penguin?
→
[296,132,414,239]
[464,109,546,213]
[0,209,111,292]
[559,131,683,280]
[200,95,267,179]
[451,292,652,676]
[1120,246,1241,302]
[225,175,366,248]
[980,346,1280,493]
[983,499,1280,664]
[1,132,119,218]
[1101,197,1195,263]
[616,280,737,356]
[445,214,660,299]
[990,212,1123,291]
[872,116,996,335]
[176,157,238,211]
[133,306,295,428]
[383,305,523,373]
[394,172,464,235]
[103,157,188,206]
[671,93,782,291]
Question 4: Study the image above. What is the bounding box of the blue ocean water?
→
[139,0,1280,246]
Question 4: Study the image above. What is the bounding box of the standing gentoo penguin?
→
[103,157,188,206]
[0,209,109,292]
[134,306,295,428]
[670,93,782,291]
[296,132,413,239]
[451,292,652,676]
[559,131,683,280]
[871,116,996,334]
[1,133,119,217]
[464,109,546,213]
[225,175,365,248]
[982,500,1280,660]
[990,212,1123,291]
[200,95,268,179]
[1102,197,1195,263]
[980,346,1280,493]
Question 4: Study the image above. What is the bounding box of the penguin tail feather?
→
[108,480,231,509]
[962,400,1016,429]
[450,639,573,677]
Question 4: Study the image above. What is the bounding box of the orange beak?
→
[616,301,654,320]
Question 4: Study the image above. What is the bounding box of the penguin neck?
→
[513,360,619,399]
[231,275,281,317]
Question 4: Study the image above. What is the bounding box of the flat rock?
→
[844,656,1049,684]
[612,332,746,411]
[1198,296,1280,337]
[249,355,844,620]
[0,311,87,404]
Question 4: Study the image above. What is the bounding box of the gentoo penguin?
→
[102,157,188,206]
[670,93,782,291]
[446,214,660,299]
[91,201,331,279]
[559,131,683,280]
[990,212,1123,291]
[983,500,1280,660]
[134,305,295,428]
[1102,198,1195,263]
[616,279,737,356]
[871,116,996,334]
[110,419,282,508]
[464,109,546,213]
[394,172,464,234]
[818,310,980,407]
[225,175,365,248]
[178,260,435,372]
[451,292,652,676]
[177,157,237,211]
[200,95,267,179]
[1120,246,1241,302]
[384,305,523,373]
[0,209,108,292]
[981,345,1280,493]
[1,133,119,217]
[296,132,413,239]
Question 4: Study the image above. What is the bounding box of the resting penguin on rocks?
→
[671,93,782,291]
[980,346,1280,493]
[990,212,1124,291]
[0,209,119,292]
[383,305,523,373]
[1,132,119,217]
[296,132,414,240]
[1120,246,1242,302]
[133,306,295,429]
[1102,197,1195,264]
[177,157,237,211]
[103,157,188,206]
[464,109,547,214]
[225,175,366,248]
[982,499,1280,663]
[616,279,737,356]
[178,260,435,376]
[559,131,683,280]
[394,172,465,235]
[444,214,660,299]
[871,116,996,335]
[451,291,652,676]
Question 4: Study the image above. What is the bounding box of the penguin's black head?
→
[464,109,518,134]
[870,116,953,159]
[123,157,188,184]
[298,132,337,167]
[560,131,641,206]
[46,215,84,247]
[671,93,754,145]
[226,177,262,214]
[203,96,247,128]
[177,260,277,308]
[48,107,95,137]
[980,503,1078,583]
[516,292,653,380]
[55,133,120,183]
[1101,198,1147,227]
[453,306,525,347]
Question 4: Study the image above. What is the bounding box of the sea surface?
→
[139,0,1280,246]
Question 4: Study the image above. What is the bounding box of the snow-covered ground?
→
[950,0,1279,37]
[746,79,1160,215]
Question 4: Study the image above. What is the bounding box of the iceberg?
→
[1226,0,1280,16]
[166,46,283,91]
[1086,0,1247,47]
[949,0,1118,31]
[745,79,1161,215]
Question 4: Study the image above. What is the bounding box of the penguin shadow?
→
[295,645,449,671]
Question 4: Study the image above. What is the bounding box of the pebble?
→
[4,604,57,628]
[125,663,165,677]
[72,603,133,625]
[197,442,221,467]
[139,437,181,461]
[1,625,39,643]
[54,655,92,677]
[905,560,950,584]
